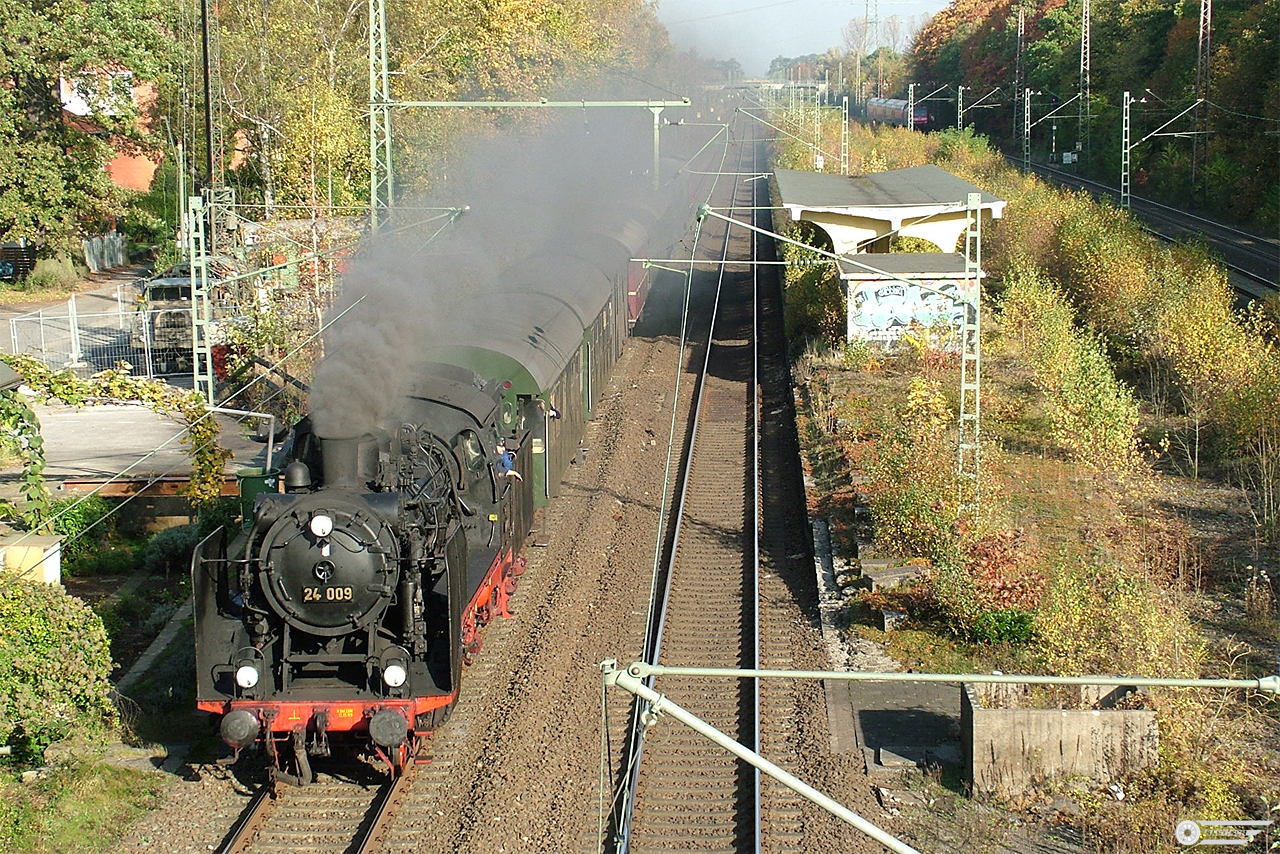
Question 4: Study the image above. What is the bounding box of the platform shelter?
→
[773,165,1005,345]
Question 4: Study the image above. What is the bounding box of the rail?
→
[215,761,416,854]
[610,109,763,853]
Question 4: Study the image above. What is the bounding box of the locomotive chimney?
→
[320,437,362,487]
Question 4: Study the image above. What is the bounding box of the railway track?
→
[604,109,809,854]
[216,762,412,854]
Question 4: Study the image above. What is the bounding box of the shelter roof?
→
[837,252,980,280]
[773,165,1005,221]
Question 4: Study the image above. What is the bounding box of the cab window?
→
[455,430,486,475]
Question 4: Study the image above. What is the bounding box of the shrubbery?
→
[49,494,117,568]
[1035,562,1205,679]
[0,582,115,759]
[862,376,962,565]
[22,257,83,291]
[996,259,1143,476]
[140,524,201,576]
[784,115,1270,842]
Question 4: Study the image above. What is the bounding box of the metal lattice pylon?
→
[1013,7,1025,131]
[206,185,235,253]
[958,192,982,515]
[1079,0,1091,159]
[1022,87,1032,169]
[1121,91,1132,209]
[1191,0,1212,202]
[840,96,849,174]
[186,196,216,404]
[368,0,393,233]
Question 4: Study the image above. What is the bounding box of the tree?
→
[884,14,903,54]
[843,16,871,58]
[714,58,744,83]
[0,0,172,251]
[215,0,670,211]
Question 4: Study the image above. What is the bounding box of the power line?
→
[0,208,464,588]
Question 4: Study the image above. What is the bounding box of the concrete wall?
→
[962,682,1158,797]
[0,534,64,584]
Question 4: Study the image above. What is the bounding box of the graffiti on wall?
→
[847,276,977,346]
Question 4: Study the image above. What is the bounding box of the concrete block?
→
[877,747,918,767]
[877,608,909,631]
[962,683,1158,798]
[862,563,923,591]
[0,534,63,585]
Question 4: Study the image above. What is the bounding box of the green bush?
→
[23,257,82,291]
[0,582,115,759]
[970,608,1035,644]
[140,524,201,576]
[197,497,239,538]
[73,545,138,576]
[49,495,116,569]
[996,259,1142,476]
[863,376,966,570]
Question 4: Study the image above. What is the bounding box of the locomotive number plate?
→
[302,586,354,602]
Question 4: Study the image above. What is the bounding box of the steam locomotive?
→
[191,125,698,785]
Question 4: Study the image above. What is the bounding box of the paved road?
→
[0,264,149,354]
[27,401,266,481]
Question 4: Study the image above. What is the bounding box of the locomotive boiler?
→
[194,370,528,783]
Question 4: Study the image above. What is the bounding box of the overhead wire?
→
[600,94,749,848]
[0,210,459,590]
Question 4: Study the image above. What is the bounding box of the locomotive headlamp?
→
[383,663,407,688]
[233,647,264,692]
[235,664,260,688]
[309,513,334,538]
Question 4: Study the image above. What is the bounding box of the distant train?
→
[866,97,929,130]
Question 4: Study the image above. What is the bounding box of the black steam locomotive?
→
[191,117,702,785]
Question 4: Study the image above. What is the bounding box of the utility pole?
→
[867,0,879,101]
[368,0,393,234]
[1121,91,1132,209]
[1013,7,1025,136]
[958,192,982,515]
[907,83,916,131]
[186,196,215,405]
[1023,88,1032,170]
[841,96,849,174]
[957,85,965,129]
[1192,0,1212,205]
[1079,0,1091,162]
[199,0,214,189]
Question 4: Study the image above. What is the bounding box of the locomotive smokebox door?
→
[257,496,399,636]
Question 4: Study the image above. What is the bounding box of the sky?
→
[654,0,954,77]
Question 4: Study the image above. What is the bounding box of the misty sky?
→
[654,0,953,77]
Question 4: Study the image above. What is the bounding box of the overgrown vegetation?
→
[782,117,1279,850]
[0,763,164,854]
[0,582,115,762]
[0,355,233,522]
